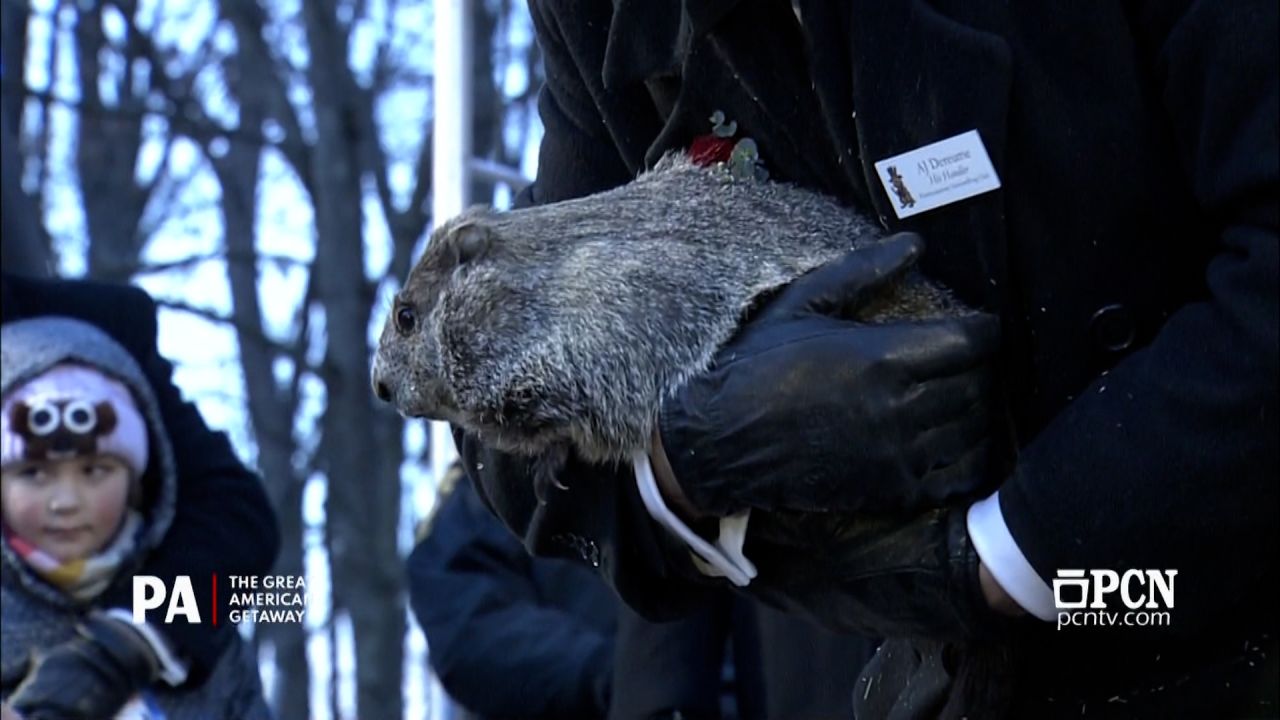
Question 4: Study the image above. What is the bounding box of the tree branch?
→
[152,297,294,353]
[135,249,312,276]
[218,0,314,187]
[21,86,302,153]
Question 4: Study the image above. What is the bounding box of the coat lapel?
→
[603,0,851,194]
[602,0,1013,311]
[603,0,687,91]
[837,0,1013,310]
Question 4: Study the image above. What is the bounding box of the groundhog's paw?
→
[531,445,571,505]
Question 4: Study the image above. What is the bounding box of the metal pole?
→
[430,0,472,487]
[428,3,472,719]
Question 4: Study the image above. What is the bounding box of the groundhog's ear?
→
[445,222,493,266]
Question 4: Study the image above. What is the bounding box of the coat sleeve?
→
[406,482,613,718]
[94,284,281,680]
[997,0,1278,630]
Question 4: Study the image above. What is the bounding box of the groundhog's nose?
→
[371,366,392,403]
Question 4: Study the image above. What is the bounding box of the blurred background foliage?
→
[0,1,544,717]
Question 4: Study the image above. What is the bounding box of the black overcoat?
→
[460,0,1279,715]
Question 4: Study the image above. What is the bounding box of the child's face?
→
[1,455,132,562]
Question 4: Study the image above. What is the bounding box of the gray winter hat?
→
[0,316,177,606]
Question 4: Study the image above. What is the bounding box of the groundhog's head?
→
[372,208,492,421]
[371,207,576,456]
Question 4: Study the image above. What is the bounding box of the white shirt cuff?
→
[966,492,1057,621]
[633,451,758,587]
[103,608,191,685]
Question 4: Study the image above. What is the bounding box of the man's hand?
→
[980,562,1028,617]
[9,615,161,720]
[752,505,1012,640]
[658,234,1001,517]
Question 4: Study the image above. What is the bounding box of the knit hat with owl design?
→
[1,317,172,490]
[1,363,149,476]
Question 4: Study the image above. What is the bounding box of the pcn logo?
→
[1053,569,1176,630]
[1053,569,1177,609]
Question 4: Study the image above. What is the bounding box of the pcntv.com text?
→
[1057,610,1172,631]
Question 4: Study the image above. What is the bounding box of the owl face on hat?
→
[9,399,120,462]
[0,364,149,478]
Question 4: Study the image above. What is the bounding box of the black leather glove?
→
[659,234,1001,516]
[9,615,162,720]
[748,505,1004,641]
[744,505,1018,720]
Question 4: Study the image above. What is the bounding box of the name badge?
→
[874,130,1002,219]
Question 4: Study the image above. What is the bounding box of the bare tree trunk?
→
[213,32,312,714]
[73,3,149,283]
[1,95,49,276]
[469,0,501,204]
[0,0,29,128]
[299,3,405,718]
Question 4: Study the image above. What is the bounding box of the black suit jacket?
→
[0,273,281,680]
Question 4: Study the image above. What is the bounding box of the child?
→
[0,316,269,719]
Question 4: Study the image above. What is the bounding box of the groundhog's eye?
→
[395,305,417,334]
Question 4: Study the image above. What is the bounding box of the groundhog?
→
[371,153,962,488]
[371,154,996,713]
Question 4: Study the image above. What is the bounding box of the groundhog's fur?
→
[372,154,960,479]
